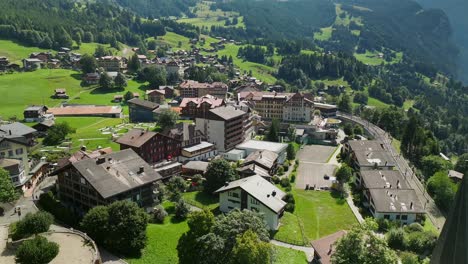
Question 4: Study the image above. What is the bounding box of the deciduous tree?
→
[203,159,238,194]
[0,168,18,203]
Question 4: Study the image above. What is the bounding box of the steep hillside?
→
[109,0,198,18]
[416,0,468,83]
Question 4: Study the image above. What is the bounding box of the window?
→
[401,215,408,220]
[80,177,86,185]
[384,215,390,219]
[8,150,13,156]
[0,152,5,157]
[396,215,401,220]
[250,198,259,205]
[15,148,23,155]
[228,206,234,210]
[228,199,240,204]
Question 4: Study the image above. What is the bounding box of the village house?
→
[0,135,30,187]
[179,80,228,98]
[127,98,159,123]
[0,57,9,71]
[154,160,182,179]
[195,105,251,152]
[83,73,100,85]
[54,88,69,99]
[0,122,38,146]
[146,89,166,104]
[236,140,288,165]
[32,120,55,135]
[182,160,209,176]
[180,95,225,119]
[238,150,279,180]
[215,175,286,230]
[22,58,42,70]
[97,56,125,72]
[164,122,205,148]
[116,129,181,164]
[448,170,464,183]
[159,86,175,98]
[311,230,347,264]
[178,141,217,162]
[23,105,48,122]
[54,149,162,213]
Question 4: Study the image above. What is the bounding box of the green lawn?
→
[156,32,192,51]
[294,190,357,240]
[391,138,401,154]
[0,69,85,118]
[127,202,189,264]
[181,191,219,210]
[354,50,403,66]
[217,44,277,83]
[403,99,414,110]
[0,39,49,64]
[314,27,333,41]
[273,246,308,264]
[368,97,390,108]
[273,212,308,245]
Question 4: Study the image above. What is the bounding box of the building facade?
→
[180,95,225,119]
[179,80,228,98]
[0,136,30,186]
[127,98,159,123]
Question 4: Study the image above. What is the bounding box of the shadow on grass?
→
[90,87,125,95]
[330,191,347,205]
[70,73,82,81]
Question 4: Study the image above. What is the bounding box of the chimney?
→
[225,181,229,187]
[272,191,276,197]
[396,180,400,189]
[410,202,413,210]
[138,166,144,174]
[96,157,105,164]
[9,130,11,135]
[81,146,87,152]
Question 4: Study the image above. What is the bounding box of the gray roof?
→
[215,175,286,213]
[183,141,213,153]
[71,149,162,199]
[360,170,410,189]
[354,150,395,168]
[128,98,159,110]
[115,129,156,148]
[0,122,37,137]
[243,150,278,170]
[238,164,271,178]
[347,140,386,152]
[182,161,209,172]
[236,140,288,154]
[369,188,424,214]
[209,105,245,120]
[24,105,46,111]
[448,170,464,180]
[0,135,28,145]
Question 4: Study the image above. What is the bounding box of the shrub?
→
[405,223,424,233]
[406,231,437,254]
[400,251,420,264]
[277,167,285,176]
[376,218,400,232]
[283,164,289,172]
[153,205,168,223]
[386,228,406,250]
[38,191,78,227]
[14,212,53,240]
[285,203,295,213]
[175,199,190,220]
[16,235,59,264]
[290,172,296,183]
[280,178,291,188]
[284,186,292,192]
[283,193,295,204]
[271,176,280,184]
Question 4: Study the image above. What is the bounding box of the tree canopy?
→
[0,168,18,203]
[203,159,238,194]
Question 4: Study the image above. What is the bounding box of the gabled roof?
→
[127,98,159,110]
[0,122,37,137]
[70,149,162,199]
[243,150,278,170]
[179,95,225,108]
[311,230,347,264]
[347,140,386,152]
[448,170,464,180]
[115,129,156,148]
[0,135,28,146]
[215,175,286,213]
[24,105,47,112]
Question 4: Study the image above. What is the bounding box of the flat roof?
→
[236,140,288,154]
[47,105,122,116]
[347,140,386,152]
[355,150,395,167]
[183,141,214,153]
[182,161,209,172]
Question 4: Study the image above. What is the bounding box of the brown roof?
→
[47,105,122,116]
[179,95,225,108]
[311,230,347,264]
[146,89,165,95]
[115,129,156,148]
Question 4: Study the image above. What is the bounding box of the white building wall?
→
[178,150,218,162]
[218,189,281,230]
[373,211,418,225]
[195,118,226,152]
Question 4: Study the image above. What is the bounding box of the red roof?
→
[179,95,225,108]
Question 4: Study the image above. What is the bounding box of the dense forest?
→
[0,0,168,49]
[108,0,198,18]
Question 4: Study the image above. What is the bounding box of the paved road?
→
[337,112,446,230]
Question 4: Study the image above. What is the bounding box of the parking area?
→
[296,145,337,163]
[295,145,339,190]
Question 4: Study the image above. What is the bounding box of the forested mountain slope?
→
[416,0,468,83]
[107,0,198,18]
